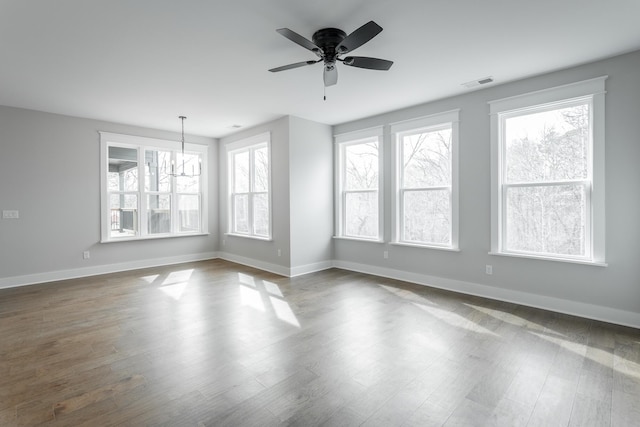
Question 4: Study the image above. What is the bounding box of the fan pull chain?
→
[323,85,326,101]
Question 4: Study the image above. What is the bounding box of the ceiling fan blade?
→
[343,56,393,70]
[269,60,320,72]
[276,28,321,53]
[336,21,383,54]
[324,65,338,87]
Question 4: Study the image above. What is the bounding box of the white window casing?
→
[99,131,208,243]
[390,110,460,250]
[225,132,272,240]
[489,77,607,265]
[334,127,384,241]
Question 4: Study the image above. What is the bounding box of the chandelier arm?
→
[164,115,201,178]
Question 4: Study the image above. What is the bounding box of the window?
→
[391,110,459,249]
[489,77,606,264]
[335,128,382,240]
[226,133,271,239]
[100,132,208,242]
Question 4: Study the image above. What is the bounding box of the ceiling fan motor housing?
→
[312,28,347,66]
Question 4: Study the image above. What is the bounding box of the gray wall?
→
[0,107,218,283]
[333,50,640,319]
[289,116,333,272]
[1,50,638,324]
[219,116,292,271]
[218,115,334,275]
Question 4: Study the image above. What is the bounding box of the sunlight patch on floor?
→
[237,275,300,327]
[412,330,449,353]
[379,284,438,306]
[153,269,194,300]
[140,274,159,284]
[263,280,283,297]
[238,272,256,286]
[614,358,640,380]
[163,269,194,286]
[270,295,300,327]
[414,303,499,337]
[531,331,586,354]
[529,331,639,377]
[534,331,640,380]
[239,284,265,312]
[160,282,188,300]
[463,303,547,331]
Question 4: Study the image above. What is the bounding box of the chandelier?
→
[167,115,201,177]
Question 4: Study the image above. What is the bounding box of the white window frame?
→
[390,110,460,250]
[489,76,607,265]
[225,132,272,240]
[334,127,383,241]
[99,131,208,243]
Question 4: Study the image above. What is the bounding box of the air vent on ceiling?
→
[461,76,494,89]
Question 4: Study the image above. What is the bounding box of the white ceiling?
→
[2,0,639,138]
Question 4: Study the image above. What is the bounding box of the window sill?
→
[333,236,384,243]
[101,232,209,243]
[225,233,273,242]
[488,251,607,267]
[390,242,460,252]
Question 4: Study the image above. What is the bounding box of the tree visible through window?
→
[503,103,590,257]
[344,141,379,238]
[335,132,381,240]
[391,110,459,249]
[227,134,271,239]
[491,78,606,264]
[399,125,452,245]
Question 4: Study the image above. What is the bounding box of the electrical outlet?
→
[383,251,389,259]
[485,265,493,275]
[277,249,282,257]
[83,251,90,260]
[2,210,19,219]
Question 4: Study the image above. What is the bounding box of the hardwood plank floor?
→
[1,259,639,426]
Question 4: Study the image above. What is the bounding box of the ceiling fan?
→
[269,21,393,88]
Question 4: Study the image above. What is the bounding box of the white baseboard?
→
[0,252,219,290]
[3,253,638,329]
[290,260,334,277]
[333,260,640,329]
[217,252,291,277]
[217,252,333,278]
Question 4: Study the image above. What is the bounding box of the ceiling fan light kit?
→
[269,20,393,92]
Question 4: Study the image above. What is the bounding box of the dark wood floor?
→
[1,259,639,426]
